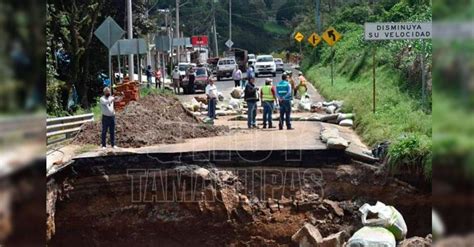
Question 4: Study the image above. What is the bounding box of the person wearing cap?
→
[244,77,259,129]
[276,74,293,130]
[205,78,218,120]
[100,87,124,149]
[260,78,277,128]
[296,71,308,99]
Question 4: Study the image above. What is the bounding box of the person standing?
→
[287,71,297,97]
[233,66,242,88]
[155,68,162,89]
[146,65,153,88]
[260,78,277,129]
[187,66,196,94]
[172,67,181,94]
[244,65,254,89]
[276,74,293,130]
[296,71,308,99]
[205,78,218,120]
[244,77,259,129]
[100,87,124,149]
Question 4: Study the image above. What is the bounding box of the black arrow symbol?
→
[312,35,317,44]
[328,30,336,41]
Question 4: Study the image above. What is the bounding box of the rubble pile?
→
[74,94,229,147]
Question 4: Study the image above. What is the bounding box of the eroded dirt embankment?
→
[47,155,431,246]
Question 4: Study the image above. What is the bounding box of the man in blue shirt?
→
[276,74,293,130]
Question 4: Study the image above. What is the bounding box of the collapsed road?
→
[46,73,431,246]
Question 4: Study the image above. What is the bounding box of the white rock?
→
[326,137,350,149]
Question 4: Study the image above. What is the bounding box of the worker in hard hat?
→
[260,78,277,128]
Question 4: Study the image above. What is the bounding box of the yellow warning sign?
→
[322,27,342,46]
[294,32,304,42]
[307,32,321,47]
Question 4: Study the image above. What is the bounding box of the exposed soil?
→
[47,159,431,246]
[74,94,229,148]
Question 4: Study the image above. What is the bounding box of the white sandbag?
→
[326,137,349,149]
[337,113,354,122]
[326,105,337,114]
[320,128,339,143]
[229,98,241,110]
[347,226,396,247]
[339,119,354,127]
[230,87,243,99]
[218,92,224,101]
[298,95,312,112]
[359,201,408,241]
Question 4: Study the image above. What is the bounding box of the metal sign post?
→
[94,17,125,91]
[322,27,342,86]
[372,44,376,113]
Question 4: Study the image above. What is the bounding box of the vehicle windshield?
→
[248,55,255,60]
[257,56,273,62]
[178,65,188,71]
[195,68,207,76]
[218,60,235,65]
[275,59,282,62]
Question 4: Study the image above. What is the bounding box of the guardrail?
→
[47,113,94,145]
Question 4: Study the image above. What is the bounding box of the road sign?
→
[155,35,170,52]
[364,22,432,41]
[307,32,322,47]
[173,37,191,46]
[294,32,304,42]
[225,39,234,48]
[322,27,341,46]
[110,39,147,56]
[191,36,209,46]
[94,17,125,49]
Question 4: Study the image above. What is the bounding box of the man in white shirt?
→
[100,87,123,149]
[205,78,218,119]
[172,67,181,94]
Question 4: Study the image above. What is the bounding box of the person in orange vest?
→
[260,78,277,128]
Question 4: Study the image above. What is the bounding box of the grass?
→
[263,21,291,36]
[306,64,432,179]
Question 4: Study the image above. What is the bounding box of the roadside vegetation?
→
[298,0,432,179]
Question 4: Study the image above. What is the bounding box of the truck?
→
[224,48,248,72]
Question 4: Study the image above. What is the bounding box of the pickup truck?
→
[216,57,237,81]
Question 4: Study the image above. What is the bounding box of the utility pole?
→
[176,0,180,63]
[229,0,232,50]
[316,0,321,34]
[126,0,134,80]
[213,0,218,57]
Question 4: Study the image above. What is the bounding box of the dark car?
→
[181,66,210,94]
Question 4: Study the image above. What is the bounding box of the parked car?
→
[181,66,210,94]
[177,62,190,77]
[216,57,237,81]
[274,58,284,72]
[254,55,276,77]
[247,53,256,69]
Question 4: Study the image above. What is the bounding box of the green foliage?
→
[139,87,173,98]
[306,64,432,179]
[388,134,432,179]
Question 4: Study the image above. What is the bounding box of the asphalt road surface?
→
[176,64,324,103]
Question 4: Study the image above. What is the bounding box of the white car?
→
[254,55,276,77]
[177,62,190,77]
[274,58,284,72]
[216,57,237,81]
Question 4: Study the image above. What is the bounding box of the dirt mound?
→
[74,94,228,148]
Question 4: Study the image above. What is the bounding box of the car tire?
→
[272,73,276,77]
[217,76,221,81]
[255,73,259,78]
